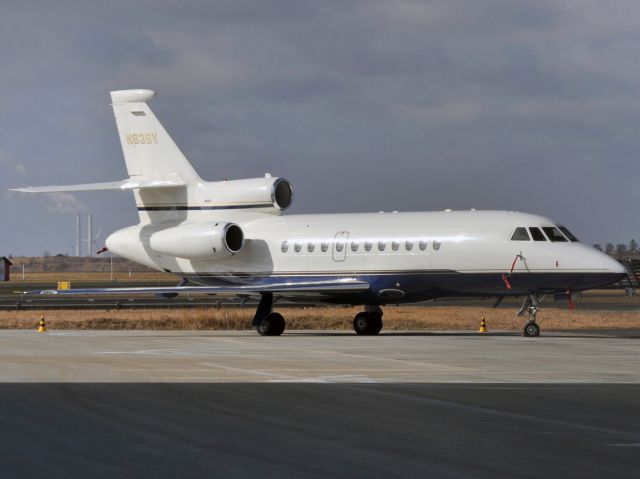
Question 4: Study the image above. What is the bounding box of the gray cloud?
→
[0,0,639,255]
[0,150,26,175]
[44,193,87,215]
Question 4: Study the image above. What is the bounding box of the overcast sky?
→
[1,0,639,256]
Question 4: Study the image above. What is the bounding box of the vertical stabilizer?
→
[110,89,201,183]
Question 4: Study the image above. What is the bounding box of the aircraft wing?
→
[10,176,186,193]
[25,278,370,296]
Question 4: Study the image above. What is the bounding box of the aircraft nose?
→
[596,250,628,284]
[606,254,628,275]
[571,247,629,290]
[615,261,628,275]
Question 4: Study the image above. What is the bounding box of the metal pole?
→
[87,214,93,256]
[75,214,81,257]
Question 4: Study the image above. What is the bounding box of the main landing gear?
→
[353,306,383,335]
[518,293,546,337]
[252,293,285,336]
[251,295,385,337]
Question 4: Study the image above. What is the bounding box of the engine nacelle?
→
[202,176,293,211]
[149,222,244,260]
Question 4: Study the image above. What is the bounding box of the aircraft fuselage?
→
[106,209,625,305]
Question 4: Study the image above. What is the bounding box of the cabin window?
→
[419,240,427,251]
[529,227,546,241]
[321,242,329,252]
[335,242,345,253]
[378,241,386,251]
[281,241,289,253]
[433,241,441,250]
[391,241,400,251]
[542,227,568,242]
[405,241,414,251]
[364,241,373,252]
[307,243,315,253]
[558,226,579,242]
[351,241,359,252]
[511,227,530,241]
[294,242,302,252]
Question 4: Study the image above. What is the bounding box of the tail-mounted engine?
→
[149,222,244,260]
[204,175,293,212]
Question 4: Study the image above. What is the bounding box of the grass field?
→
[2,305,639,332]
[7,271,176,283]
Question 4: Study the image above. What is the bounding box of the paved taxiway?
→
[1,330,639,478]
[1,329,639,383]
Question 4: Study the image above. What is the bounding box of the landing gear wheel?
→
[256,312,286,336]
[353,313,369,335]
[353,312,383,335]
[523,322,540,337]
[368,314,383,335]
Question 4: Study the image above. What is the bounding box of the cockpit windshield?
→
[511,225,579,243]
[558,226,579,242]
[510,227,530,241]
[542,226,568,242]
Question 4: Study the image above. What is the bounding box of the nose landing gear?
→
[518,293,545,337]
[523,321,540,337]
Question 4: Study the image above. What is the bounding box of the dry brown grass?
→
[1,306,639,331]
[7,271,175,283]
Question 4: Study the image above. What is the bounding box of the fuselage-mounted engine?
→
[149,222,244,260]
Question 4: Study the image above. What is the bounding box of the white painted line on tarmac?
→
[269,375,378,383]
[200,362,297,381]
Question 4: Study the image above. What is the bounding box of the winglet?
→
[110,89,156,104]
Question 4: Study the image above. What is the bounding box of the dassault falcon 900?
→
[13,89,627,337]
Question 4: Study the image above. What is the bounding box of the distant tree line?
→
[593,239,639,256]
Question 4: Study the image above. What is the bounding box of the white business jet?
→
[13,89,627,337]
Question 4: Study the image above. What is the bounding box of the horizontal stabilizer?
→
[25,278,370,296]
[11,176,186,193]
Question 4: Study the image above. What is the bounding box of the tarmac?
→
[1,330,639,478]
[1,329,640,383]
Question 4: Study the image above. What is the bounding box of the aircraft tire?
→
[353,312,383,335]
[368,313,383,334]
[523,322,540,337]
[256,312,286,336]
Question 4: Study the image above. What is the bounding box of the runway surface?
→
[1,330,639,478]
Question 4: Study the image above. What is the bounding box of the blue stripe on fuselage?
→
[180,271,625,305]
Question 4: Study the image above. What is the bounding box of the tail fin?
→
[110,90,201,182]
[12,89,203,224]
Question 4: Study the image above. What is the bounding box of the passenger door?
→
[332,231,349,262]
